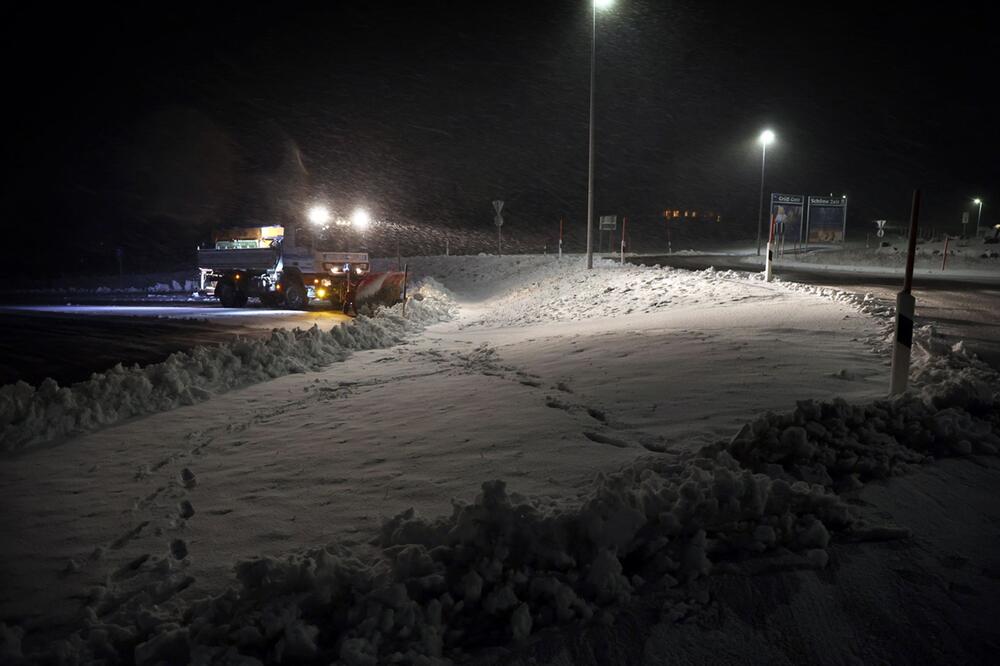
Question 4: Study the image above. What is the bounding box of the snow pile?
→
[0,284,456,453]
[382,255,898,332]
[386,256,794,327]
[17,354,997,664]
[373,255,563,303]
[18,454,853,665]
[716,328,999,491]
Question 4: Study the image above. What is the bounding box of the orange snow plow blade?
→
[353,271,406,312]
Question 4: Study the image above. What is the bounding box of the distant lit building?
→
[663,208,722,222]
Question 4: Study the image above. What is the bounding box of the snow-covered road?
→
[0,305,350,385]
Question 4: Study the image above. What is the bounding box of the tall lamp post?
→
[586,0,614,270]
[973,198,983,238]
[755,129,775,256]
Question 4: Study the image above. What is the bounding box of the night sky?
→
[4,1,997,276]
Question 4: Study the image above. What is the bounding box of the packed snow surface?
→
[1,255,997,665]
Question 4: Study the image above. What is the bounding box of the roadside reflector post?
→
[620,215,627,265]
[940,235,949,271]
[559,217,564,260]
[890,189,921,396]
[401,262,409,317]
[764,213,776,282]
[445,238,449,256]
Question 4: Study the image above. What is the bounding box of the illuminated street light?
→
[973,198,983,238]
[308,205,331,226]
[351,207,372,231]
[755,129,775,256]
[585,0,615,270]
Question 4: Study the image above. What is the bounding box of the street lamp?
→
[755,129,775,256]
[973,198,983,238]
[586,0,614,270]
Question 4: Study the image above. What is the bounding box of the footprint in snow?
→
[170,539,188,560]
[586,408,607,423]
[180,468,197,489]
[583,431,630,448]
[545,397,571,410]
[178,500,195,519]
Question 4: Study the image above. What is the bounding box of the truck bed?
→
[197,248,277,271]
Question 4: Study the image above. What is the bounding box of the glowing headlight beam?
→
[308,205,331,226]
[351,207,371,230]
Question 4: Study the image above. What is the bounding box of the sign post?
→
[889,189,921,396]
[493,200,504,256]
[664,210,672,254]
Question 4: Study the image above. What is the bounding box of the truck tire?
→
[284,282,308,310]
[233,291,249,307]
[217,281,239,308]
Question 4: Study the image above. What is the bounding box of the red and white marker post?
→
[620,215,627,265]
[559,217,564,260]
[889,189,921,396]
[764,213,776,282]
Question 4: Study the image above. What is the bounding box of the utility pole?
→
[889,189,921,396]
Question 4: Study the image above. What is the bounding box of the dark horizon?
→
[4,1,997,276]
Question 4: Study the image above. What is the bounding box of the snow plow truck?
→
[196,225,406,312]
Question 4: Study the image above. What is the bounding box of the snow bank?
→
[378,255,898,333]
[0,283,455,453]
[15,342,996,665]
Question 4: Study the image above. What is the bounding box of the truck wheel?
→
[284,283,308,310]
[217,281,239,308]
[233,291,249,307]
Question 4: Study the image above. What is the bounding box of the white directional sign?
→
[875,219,886,238]
[494,214,503,227]
[962,212,970,225]
[599,215,617,231]
[493,200,504,227]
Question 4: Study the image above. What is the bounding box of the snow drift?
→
[0,282,456,452]
[6,339,995,665]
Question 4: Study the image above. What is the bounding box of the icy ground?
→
[1,256,998,664]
